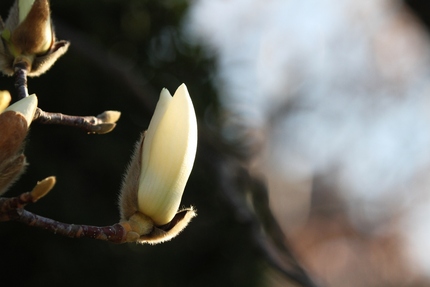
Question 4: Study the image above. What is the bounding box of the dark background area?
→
[0,1,264,287]
[405,0,430,29]
[1,1,430,287]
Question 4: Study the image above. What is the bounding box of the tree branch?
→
[0,177,128,243]
[14,209,127,243]
[33,108,121,134]
[12,59,121,134]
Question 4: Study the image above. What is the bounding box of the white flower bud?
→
[137,84,198,226]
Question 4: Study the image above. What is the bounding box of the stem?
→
[34,108,117,134]
[0,191,37,221]
[14,62,29,100]
[13,59,119,134]
[15,209,127,243]
[0,179,128,243]
[0,195,127,243]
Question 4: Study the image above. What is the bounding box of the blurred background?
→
[2,0,430,286]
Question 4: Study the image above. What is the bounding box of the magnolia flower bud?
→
[119,84,197,244]
[138,84,198,225]
[0,94,38,194]
[13,0,53,55]
[0,0,69,76]
[19,0,35,23]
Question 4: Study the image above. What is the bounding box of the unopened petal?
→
[138,84,198,226]
[19,0,36,23]
[140,88,173,179]
[4,94,38,127]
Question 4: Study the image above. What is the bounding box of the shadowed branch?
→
[0,177,128,243]
[33,108,121,134]
[14,61,29,100]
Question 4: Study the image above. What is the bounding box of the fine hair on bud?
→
[118,132,145,221]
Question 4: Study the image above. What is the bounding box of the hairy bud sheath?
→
[12,0,53,56]
[0,94,38,194]
[0,0,69,76]
[119,84,197,244]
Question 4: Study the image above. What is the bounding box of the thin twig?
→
[15,209,127,243]
[12,48,120,134]
[33,108,118,134]
[0,191,127,243]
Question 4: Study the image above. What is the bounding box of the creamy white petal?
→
[138,84,197,225]
[18,0,36,23]
[140,88,172,179]
[4,94,38,126]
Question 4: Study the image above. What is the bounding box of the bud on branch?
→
[0,94,37,194]
[119,84,198,244]
[0,0,69,77]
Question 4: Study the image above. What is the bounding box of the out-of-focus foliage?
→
[0,1,264,287]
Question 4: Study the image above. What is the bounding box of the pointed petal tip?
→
[160,87,172,98]
[175,83,188,94]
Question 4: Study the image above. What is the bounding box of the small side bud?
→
[97,110,121,124]
[93,123,117,134]
[91,110,121,134]
[31,176,56,201]
[0,90,12,112]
